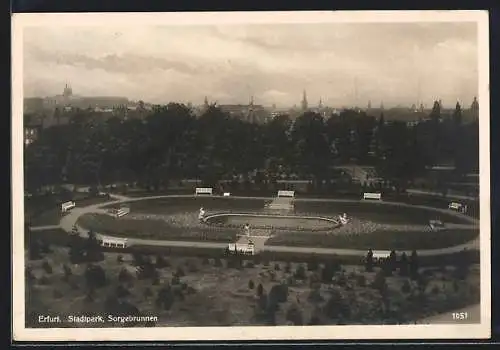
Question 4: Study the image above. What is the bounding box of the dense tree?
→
[24,102,478,193]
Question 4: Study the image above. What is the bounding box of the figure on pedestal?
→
[198,207,206,222]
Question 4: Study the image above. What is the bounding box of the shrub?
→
[248,280,255,289]
[42,261,53,274]
[39,275,50,285]
[284,262,292,273]
[274,263,281,271]
[172,275,181,285]
[116,284,131,298]
[268,284,288,304]
[118,268,134,283]
[257,283,264,297]
[294,264,307,280]
[307,289,324,303]
[175,266,185,278]
[401,280,411,294]
[286,304,303,325]
[245,261,255,268]
[155,255,169,268]
[117,255,124,263]
[356,275,366,287]
[144,288,153,299]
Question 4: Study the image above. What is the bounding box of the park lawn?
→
[265,229,479,251]
[77,213,238,243]
[102,197,268,214]
[294,201,471,225]
[25,246,480,327]
[26,195,114,227]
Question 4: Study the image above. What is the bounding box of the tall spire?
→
[301,89,308,111]
[318,97,323,109]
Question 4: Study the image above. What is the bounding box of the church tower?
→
[301,90,308,111]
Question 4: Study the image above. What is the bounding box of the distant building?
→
[301,90,309,111]
[26,84,132,112]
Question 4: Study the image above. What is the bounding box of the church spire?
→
[301,89,308,111]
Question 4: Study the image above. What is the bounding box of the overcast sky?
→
[23,21,478,108]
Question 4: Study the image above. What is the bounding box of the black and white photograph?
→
[12,11,491,341]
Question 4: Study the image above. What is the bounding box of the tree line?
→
[24,100,479,193]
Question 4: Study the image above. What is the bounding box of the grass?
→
[266,229,479,251]
[26,194,115,227]
[77,213,238,243]
[24,245,481,327]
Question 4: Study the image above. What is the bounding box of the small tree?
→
[284,262,291,273]
[257,283,264,297]
[365,249,374,272]
[118,268,134,284]
[307,257,319,271]
[401,280,411,294]
[286,304,304,325]
[294,264,307,280]
[155,255,169,268]
[144,287,153,299]
[116,284,131,298]
[42,260,53,274]
[409,250,419,280]
[399,252,409,276]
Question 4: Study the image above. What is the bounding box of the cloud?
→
[22,21,479,108]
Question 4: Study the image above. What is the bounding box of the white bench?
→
[277,190,295,198]
[195,187,213,196]
[97,237,128,249]
[61,201,76,213]
[448,202,467,213]
[115,207,130,218]
[227,242,255,255]
[363,192,382,201]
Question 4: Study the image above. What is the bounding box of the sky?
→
[22,21,479,108]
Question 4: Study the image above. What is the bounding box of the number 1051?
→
[452,312,468,320]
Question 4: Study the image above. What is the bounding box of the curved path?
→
[29,193,481,258]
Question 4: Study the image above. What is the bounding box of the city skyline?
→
[23,22,478,108]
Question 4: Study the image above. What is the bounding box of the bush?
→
[38,275,50,285]
[294,264,307,280]
[155,255,169,268]
[286,304,303,325]
[269,284,288,304]
[144,287,153,299]
[117,255,124,263]
[274,263,281,271]
[116,284,131,298]
[118,268,134,283]
[175,266,185,278]
[307,289,324,303]
[245,261,255,268]
[257,283,264,297]
[248,280,255,289]
[401,280,411,294]
[284,262,291,273]
[356,275,366,287]
[42,260,53,274]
